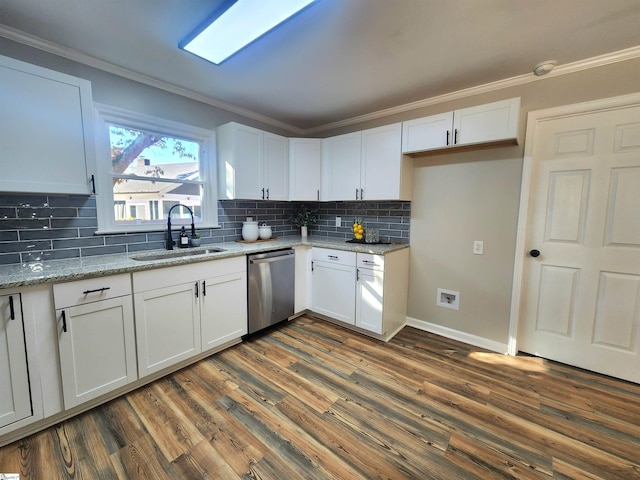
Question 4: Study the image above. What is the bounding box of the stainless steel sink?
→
[131,248,225,261]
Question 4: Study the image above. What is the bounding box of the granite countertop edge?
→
[0,237,409,290]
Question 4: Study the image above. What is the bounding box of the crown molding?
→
[0,25,306,135]
[2,24,639,137]
[305,45,640,134]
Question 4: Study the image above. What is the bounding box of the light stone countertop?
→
[0,236,409,289]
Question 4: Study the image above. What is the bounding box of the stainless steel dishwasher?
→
[247,249,295,334]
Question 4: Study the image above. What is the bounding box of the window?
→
[94,104,217,233]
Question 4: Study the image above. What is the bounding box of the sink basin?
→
[131,248,225,261]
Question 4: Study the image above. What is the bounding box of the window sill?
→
[94,223,222,236]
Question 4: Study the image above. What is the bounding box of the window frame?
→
[94,103,218,234]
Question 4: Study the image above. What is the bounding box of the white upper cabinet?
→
[0,55,96,195]
[323,124,412,201]
[453,97,521,146]
[289,138,321,201]
[361,123,412,201]
[322,131,362,201]
[402,112,454,152]
[263,131,289,200]
[402,97,521,154]
[217,122,288,200]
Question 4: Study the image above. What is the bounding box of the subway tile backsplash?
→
[0,194,410,265]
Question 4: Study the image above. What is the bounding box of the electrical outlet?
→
[473,240,484,255]
[336,216,341,227]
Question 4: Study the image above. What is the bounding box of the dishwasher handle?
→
[248,249,294,264]
[250,255,293,265]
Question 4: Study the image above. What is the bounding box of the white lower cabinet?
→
[134,282,201,377]
[355,257,384,334]
[0,293,32,428]
[200,270,247,350]
[133,257,247,377]
[311,247,409,339]
[311,248,357,324]
[53,274,136,409]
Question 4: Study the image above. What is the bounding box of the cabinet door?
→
[263,132,289,200]
[311,261,356,324]
[134,283,201,377]
[453,97,520,146]
[401,112,453,153]
[361,123,406,200]
[57,296,136,408]
[234,124,263,199]
[0,294,32,428]
[0,55,94,195]
[218,123,263,200]
[355,268,384,334]
[200,271,248,351]
[322,132,362,201]
[289,138,321,201]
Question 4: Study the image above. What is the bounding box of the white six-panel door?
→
[517,102,640,383]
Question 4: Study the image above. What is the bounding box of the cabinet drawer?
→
[312,247,356,266]
[133,256,245,293]
[53,273,131,309]
[357,253,384,271]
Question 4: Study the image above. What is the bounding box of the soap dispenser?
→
[179,226,189,248]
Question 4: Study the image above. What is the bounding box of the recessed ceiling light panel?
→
[180,0,317,65]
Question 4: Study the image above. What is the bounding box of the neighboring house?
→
[113,159,201,222]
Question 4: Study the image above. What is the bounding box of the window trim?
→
[93,103,218,234]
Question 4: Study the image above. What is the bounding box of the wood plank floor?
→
[2,315,640,479]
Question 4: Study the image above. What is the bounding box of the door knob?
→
[529,249,541,257]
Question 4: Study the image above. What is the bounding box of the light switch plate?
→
[473,240,484,255]
[336,216,341,227]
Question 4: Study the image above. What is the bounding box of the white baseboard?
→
[405,317,509,354]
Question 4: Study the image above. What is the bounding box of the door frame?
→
[507,92,640,356]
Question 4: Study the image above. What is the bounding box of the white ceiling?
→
[1,0,640,134]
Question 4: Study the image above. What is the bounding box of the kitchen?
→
[2,0,640,478]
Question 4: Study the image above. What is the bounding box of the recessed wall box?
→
[437,288,460,310]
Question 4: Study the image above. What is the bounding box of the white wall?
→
[408,148,522,344]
